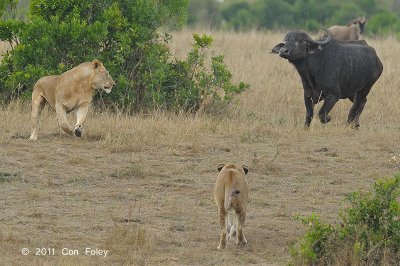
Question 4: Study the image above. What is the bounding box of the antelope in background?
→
[329,17,366,41]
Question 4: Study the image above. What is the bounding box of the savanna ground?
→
[0,31,400,265]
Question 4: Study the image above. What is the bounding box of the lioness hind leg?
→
[55,103,73,135]
[29,93,46,140]
[226,214,232,235]
[217,208,227,250]
[237,211,247,246]
[228,213,237,239]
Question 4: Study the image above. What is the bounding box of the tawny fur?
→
[29,59,115,140]
[329,17,366,41]
[214,163,249,249]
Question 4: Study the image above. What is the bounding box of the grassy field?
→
[0,30,399,265]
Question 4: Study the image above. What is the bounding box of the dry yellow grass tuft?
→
[0,41,12,61]
[0,30,399,265]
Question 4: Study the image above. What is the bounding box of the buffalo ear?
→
[271,43,284,54]
[307,42,320,54]
[92,59,102,69]
[242,165,249,175]
[218,164,225,172]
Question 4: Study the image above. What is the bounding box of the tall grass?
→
[1,30,400,141]
[0,30,399,265]
[169,30,400,131]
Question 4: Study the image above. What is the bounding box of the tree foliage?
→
[0,0,19,19]
[0,0,248,112]
[187,0,400,36]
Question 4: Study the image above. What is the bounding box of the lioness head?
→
[91,59,115,93]
[218,164,249,175]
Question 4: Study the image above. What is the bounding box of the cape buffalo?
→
[271,28,383,128]
[329,17,366,41]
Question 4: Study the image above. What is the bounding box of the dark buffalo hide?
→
[271,28,383,128]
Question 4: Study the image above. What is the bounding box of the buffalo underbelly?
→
[305,89,325,103]
[339,80,366,98]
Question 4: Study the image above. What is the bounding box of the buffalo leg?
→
[347,86,371,128]
[304,94,314,127]
[318,94,338,124]
[347,96,367,128]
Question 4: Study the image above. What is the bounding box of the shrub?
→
[290,214,335,264]
[0,0,18,19]
[290,175,400,265]
[0,0,249,112]
[368,11,400,37]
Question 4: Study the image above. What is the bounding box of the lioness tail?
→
[227,189,240,211]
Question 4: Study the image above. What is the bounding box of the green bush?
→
[221,2,256,31]
[290,214,335,263]
[0,0,18,19]
[290,175,400,265]
[187,0,400,35]
[368,11,400,36]
[0,0,248,112]
[187,0,222,29]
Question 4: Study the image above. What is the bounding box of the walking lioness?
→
[29,59,115,140]
[214,163,249,249]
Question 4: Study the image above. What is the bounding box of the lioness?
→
[29,59,115,140]
[214,163,249,249]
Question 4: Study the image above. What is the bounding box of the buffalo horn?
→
[313,27,332,46]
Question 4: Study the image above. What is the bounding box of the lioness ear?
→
[218,164,225,172]
[242,165,249,175]
[92,59,102,69]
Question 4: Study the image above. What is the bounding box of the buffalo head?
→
[271,28,332,61]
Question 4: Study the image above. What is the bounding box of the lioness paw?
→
[217,244,226,250]
[237,237,247,246]
[74,125,83,137]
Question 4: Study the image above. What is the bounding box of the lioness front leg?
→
[74,104,89,137]
[55,103,73,135]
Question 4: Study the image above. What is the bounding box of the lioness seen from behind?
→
[214,163,249,249]
[29,59,115,140]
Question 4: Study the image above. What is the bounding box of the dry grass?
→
[0,41,12,61]
[0,30,400,265]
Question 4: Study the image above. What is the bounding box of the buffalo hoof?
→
[319,115,331,124]
[74,125,83,137]
[346,121,360,130]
